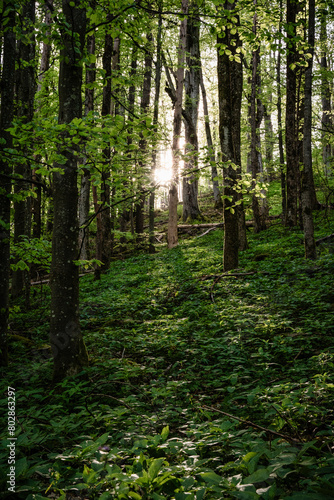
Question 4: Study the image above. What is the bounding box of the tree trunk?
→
[167,0,188,249]
[250,5,266,233]
[320,8,333,178]
[49,0,88,382]
[276,1,286,219]
[32,0,53,240]
[0,2,15,367]
[12,0,35,302]
[199,63,222,208]
[149,12,163,253]
[136,35,153,235]
[217,0,243,270]
[182,4,201,222]
[119,46,137,242]
[285,0,299,226]
[78,32,95,261]
[301,0,316,259]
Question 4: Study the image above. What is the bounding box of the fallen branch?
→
[197,227,217,238]
[316,233,334,245]
[200,405,303,444]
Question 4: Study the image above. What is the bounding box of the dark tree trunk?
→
[301,0,316,259]
[168,0,188,249]
[32,0,53,240]
[199,63,222,209]
[217,0,245,269]
[276,1,286,219]
[149,12,163,253]
[12,0,36,302]
[0,2,16,367]
[285,0,299,226]
[182,5,201,222]
[100,28,114,275]
[250,5,266,233]
[49,0,88,382]
[119,46,137,241]
[136,35,153,235]
[320,8,333,177]
[78,32,95,261]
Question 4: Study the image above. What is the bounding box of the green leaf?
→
[243,468,270,484]
[161,425,169,441]
[148,458,165,481]
[200,471,223,485]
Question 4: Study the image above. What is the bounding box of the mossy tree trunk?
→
[49,0,88,382]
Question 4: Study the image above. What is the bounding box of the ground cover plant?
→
[1,198,334,499]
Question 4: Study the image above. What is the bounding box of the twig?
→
[200,405,303,444]
[271,405,303,442]
[197,227,217,238]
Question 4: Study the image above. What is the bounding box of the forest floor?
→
[1,182,334,499]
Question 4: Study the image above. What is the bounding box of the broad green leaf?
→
[243,468,270,484]
[148,458,164,481]
[161,425,169,441]
[200,471,223,485]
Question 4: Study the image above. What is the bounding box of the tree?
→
[301,0,316,259]
[217,0,244,270]
[49,0,88,382]
[167,0,188,249]
[182,2,201,222]
[0,1,16,367]
[249,1,266,233]
[12,0,36,302]
[285,0,299,227]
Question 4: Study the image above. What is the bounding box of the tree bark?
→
[0,2,16,367]
[49,0,88,382]
[136,35,153,234]
[149,12,163,253]
[182,3,201,222]
[276,0,286,220]
[167,0,188,249]
[217,0,245,269]
[250,4,266,233]
[78,31,96,261]
[285,0,299,226]
[320,8,333,177]
[301,0,316,259]
[199,63,222,208]
[12,1,36,302]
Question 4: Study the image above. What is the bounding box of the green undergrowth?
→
[1,210,334,499]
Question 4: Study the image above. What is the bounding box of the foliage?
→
[1,205,334,499]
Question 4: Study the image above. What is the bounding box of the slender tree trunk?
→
[149,12,163,253]
[285,0,299,226]
[276,2,286,219]
[199,63,222,208]
[32,0,53,240]
[217,0,243,270]
[167,0,188,249]
[100,27,113,274]
[78,32,95,261]
[301,0,316,259]
[12,1,35,302]
[182,4,201,222]
[136,35,153,234]
[0,2,15,367]
[250,4,266,233]
[320,9,333,177]
[120,46,137,242]
[49,0,88,382]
